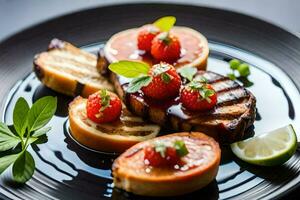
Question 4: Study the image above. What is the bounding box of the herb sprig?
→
[0,96,57,183]
[227,59,253,87]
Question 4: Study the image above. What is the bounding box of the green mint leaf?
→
[199,87,215,103]
[0,153,20,174]
[0,123,21,151]
[227,73,236,80]
[27,96,57,133]
[108,61,150,78]
[229,59,240,70]
[173,140,189,157]
[153,16,176,32]
[99,89,110,112]
[0,122,16,137]
[154,142,167,158]
[158,32,171,45]
[127,76,152,93]
[32,127,51,138]
[188,81,203,90]
[178,66,197,82]
[13,97,29,137]
[12,150,35,183]
[161,73,172,84]
[0,137,20,152]
[152,63,170,76]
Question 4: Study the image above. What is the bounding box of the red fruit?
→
[180,83,217,111]
[137,25,160,52]
[144,146,180,167]
[144,146,166,167]
[151,32,181,62]
[86,90,122,124]
[142,63,181,100]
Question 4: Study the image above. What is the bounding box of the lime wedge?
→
[231,124,297,166]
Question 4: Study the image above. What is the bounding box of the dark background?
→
[1,0,300,42]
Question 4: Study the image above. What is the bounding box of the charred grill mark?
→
[216,88,249,104]
[33,60,45,80]
[74,82,85,96]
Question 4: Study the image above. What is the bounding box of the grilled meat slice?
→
[34,39,114,97]
[114,71,256,143]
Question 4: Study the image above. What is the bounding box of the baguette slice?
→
[113,132,221,196]
[34,38,114,97]
[69,96,160,153]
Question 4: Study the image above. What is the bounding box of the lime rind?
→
[231,124,297,166]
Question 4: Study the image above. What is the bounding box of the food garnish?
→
[109,61,181,99]
[231,124,297,166]
[180,80,217,111]
[69,96,160,153]
[151,32,181,62]
[178,66,198,82]
[113,132,221,196]
[137,25,161,52]
[0,96,57,183]
[137,16,176,53]
[227,59,251,80]
[144,140,188,167]
[136,16,181,62]
[86,89,122,123]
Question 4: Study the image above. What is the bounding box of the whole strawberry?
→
[137,25,160,52]
[180,81,217,111]
[142,63,181,100]
[151,32,181,62]
[86,90,122,123]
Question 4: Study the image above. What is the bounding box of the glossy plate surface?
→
[1,3,300,200]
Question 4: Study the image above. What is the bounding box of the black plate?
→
[1,3,300,200]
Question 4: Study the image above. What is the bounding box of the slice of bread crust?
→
[69,96,160,153]
[112,132,221,196]
[34,38,114,97]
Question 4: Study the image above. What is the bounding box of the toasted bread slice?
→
[34,39,114,97]
[114,71,256,144]
[103,26,209,70]
[113,132,221,196]
[69,96,160,153]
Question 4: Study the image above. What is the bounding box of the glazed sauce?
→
[121,135,217,176]
[107,27,206,68]
[121,71,251,123]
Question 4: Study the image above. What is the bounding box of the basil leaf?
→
[32,127,51,138]
[0,153,20,174]
[0,137,20,152]
[153,16,176,32]
[0,123,20,151]
[0,122,16,137]
[13,97,29,137]
[109,61,150,78]
[12,151,35,183]
[178,66,197,82]
[127,76,152,93]
[174,140,189,157]
[27,96,57,132]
